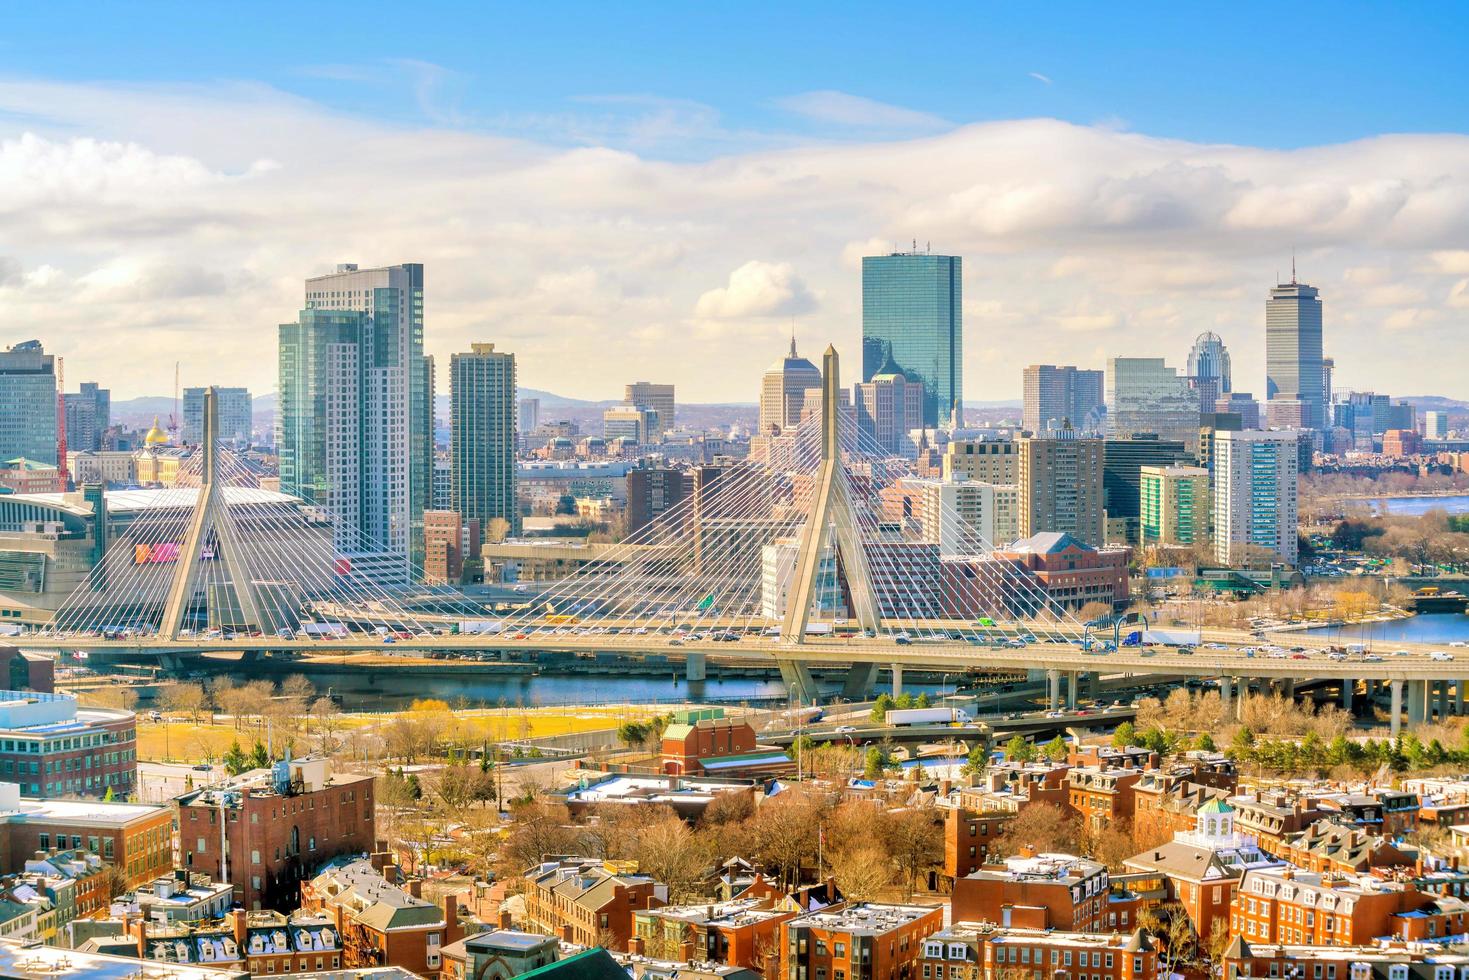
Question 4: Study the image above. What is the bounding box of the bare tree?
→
[992,802,1079,858]
[883,806,942,899]
[157,681,208,723]
[827,844,893,903]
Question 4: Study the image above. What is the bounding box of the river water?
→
[1307,612,1469,645]
[1373,494,1469,516]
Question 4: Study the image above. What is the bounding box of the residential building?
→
[1278,821,1412,875]
[942,806,1016,883]
[757,339,822,436]
[951,849,1118,933]
[522,858,667,951]
[283,262,431,564]
[633,896,794,973]
[853,372,924,456]
[422,510,464,585]
[518,398,541,439]
[781,903,943,980]
[1105,357,1200,450]
[1212,430,1300,567]
[0,341,58,466]
[1383,429,1420,458]
[1186,331,1233,412]
[921,923,1158,980]
[112,870,234,924]
[0,460,63,496]
[1230,866,1437,947]
[1018,430,1105,546]
[624,383,675,440]
[0,786,173,888]
[1102,435,1191,544]
[432,451,452,510]
[1266,275,1326,428]
[1023,365,1105,435]
[559,774,759,823]
[1140,465,1211,547]
[182,387,252,447]
[626,468,690,538]
[442,929,560,980]
[1130,773,1233,846]
[992,531,1128,613]
[905,478,1018,554]
[451,343,519,538]
[1199,411,1246,472]
[943,437,1019,484]
[62,383,110,453]
[174,757,375,912]
[0,938,250,979]
[1230,791,1325,856]
[862,249,963,427]
[1068,763,1147,833]
[1221,938,1469,980]
[0,690,136,799]
[1124,800,1283,941]
[301,857,465,977]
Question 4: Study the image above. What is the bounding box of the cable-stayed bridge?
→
[18,368,1469,725]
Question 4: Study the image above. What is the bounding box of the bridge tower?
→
[158,387,263,641]
[777,345,882,701]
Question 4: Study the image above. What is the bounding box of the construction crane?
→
[55,356,68,489]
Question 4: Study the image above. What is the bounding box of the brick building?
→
[952,849,1124,934]
[0,691,136,799]
[1221,938,1469,980]
[1279,821,1413,874]
[522,858,667,952]
[992,532,1130,612]
[1131,773,1232,847]
[659,709,788,778]
[1069,765,1146,833]
[1231,791,1324,855]
[1230,868,1441,947]
[633,896,794,973]
[174,757,375,912]
[0,786,172,887]
[942,806,1016,884]
[780,903,942,980]
[0,648,53,694]
[922,923,1159,980]
[302,857,465,978]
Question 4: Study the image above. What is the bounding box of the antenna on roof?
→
[1291,249,1297,285]
[789,320,798,359]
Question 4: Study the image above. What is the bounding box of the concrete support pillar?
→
[1439,680,1451,722]
[840,663,879,701]
[778,661,820,705]
[891,664,903,696]
[1341,679,1354,712]
[1219,676,1231,718]
[1048,669,1061,711]
[1457,680,1465,716]
[1282,677,1295,700]
[1390,679,1403,738]
[1407,680,1426,728]
[1066,671,1078,710]
[685,652,706,682]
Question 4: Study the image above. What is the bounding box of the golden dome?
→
[144,417,170,447]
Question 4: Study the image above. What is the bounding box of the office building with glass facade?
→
[861,251,962,428]
[1023,364,1104,435]
[451,343,519,537]
[1105,357,1201,450]
[62,382,110,454]
[182,387,252,447]
[1266,279,1324,429]
[0,341,58,466]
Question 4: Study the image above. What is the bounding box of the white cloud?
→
[695,261,818,319]
[775,90,949,132]
[0,81,1465,400]
[1028,72,1053,85]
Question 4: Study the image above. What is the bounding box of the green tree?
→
[222,740,248,776]
[1006,735,1035,763]
[1228,727,1256,761]
[249,740,270,769]
[1111,721,1138,749]
[895,692,915,710]
[962,744,989,777]
[788,734,816,762]
[1042,735,1069,762]
[915,692,932,709]
[1194,732,1216,753]
[863,746,886,780]
[870,694,895,725]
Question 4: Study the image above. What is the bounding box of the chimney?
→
[498,909,514,929]
[231,908,247,946]
[560,923,574,942]
[131,918,147,960]
[680,940,695,961]
[407,878,423,899]
[628,936,646,956]
[382,863,399,885]
[444,894,462,945]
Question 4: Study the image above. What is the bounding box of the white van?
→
[1430,651,1455,662]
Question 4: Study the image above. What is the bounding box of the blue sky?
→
[1,3,1468,401]
[6,2,1466,154]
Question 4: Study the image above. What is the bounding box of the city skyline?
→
[4,7,1469,402]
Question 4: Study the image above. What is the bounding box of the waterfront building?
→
[944,437,1018,483]
[1186,331,1233,412]
[450,343,519,537]
[62,383,110,453]
[1266,276,1325,428]
[0,341,57,466]
[1018,430,1105,546]
[853,371,924,456]
[862,249,963,427]
[283,262,431,564]
[1105,357,1200,449]
[182,387,251,447]
[1023,364,1105,435]
[1140,465,1211,547]
[624,382,675,441]
[757,339,822,436]
[1211,429,1299,567]
[1102,435,1191,544]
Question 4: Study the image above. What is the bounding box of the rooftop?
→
[788,902,939,936]
[0,939,246,979]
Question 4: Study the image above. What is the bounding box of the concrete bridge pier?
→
[1341,679,1354,712]
[1066,671,1078,710]
[1390,679,1404,737]
[778,661,820,705]
[1439,680,1451,722]
[1457,681,1465,716]
[685,653,706,682]
[1047,669,1061,711]
[1407,680,1427,728]
[891,664,903,696]
[841,663,879,700]
[1219,676,1231,717]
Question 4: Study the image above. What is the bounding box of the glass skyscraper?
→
[0,340,58,465]
[451,343,520,536]
[1266,278,1324,429]
[861,251,962,428]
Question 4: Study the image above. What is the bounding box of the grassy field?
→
[134,704,657,764]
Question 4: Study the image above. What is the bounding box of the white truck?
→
[457,620,505,635]
[300,622,348,639]
[1143,629,1202,647]
[885,707,974,726]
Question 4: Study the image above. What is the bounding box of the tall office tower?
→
[1266,275,1325,429]
[1185,331,1232,412]
[1212,429,1299,567]
[853,372,924,457]
[626,467,690,537]
[1101,434,1190,544]
[1105,357,1201,449]
[432,451,452,511]
[1140,465,1211,548]
[1214,393,1261,429]
[624,382,675,441]
[63,382,110,453]
[182,387,252,446]
[0,340,58,465]
[862,249,962,428]
[1321,357,1334,409]
[602,405,656,444]
[758,338,822,435]
[1022,364,1105,434]
[450,343,520,538]
[301,262,432,562]
[1423,411,1449,440]
[942,437,1018,483]
[1018,429,1105,546]
[518,398,541,436]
